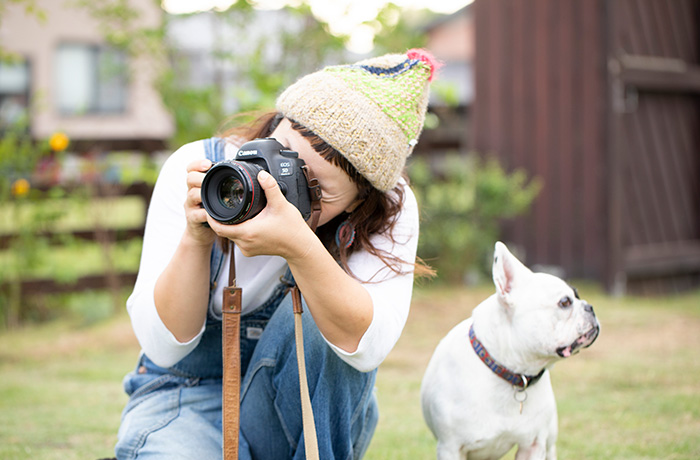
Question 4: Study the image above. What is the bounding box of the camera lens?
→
[201,161,266,224]
[219,176,245,209]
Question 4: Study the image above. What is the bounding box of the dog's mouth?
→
[556,325,600,358]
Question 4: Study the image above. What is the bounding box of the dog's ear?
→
[492,242,531,304]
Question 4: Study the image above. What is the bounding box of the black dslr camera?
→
[201,138,314,224]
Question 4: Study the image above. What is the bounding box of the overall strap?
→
[200,137,241,460]
[204,137,227,318]
[203,136,241,460]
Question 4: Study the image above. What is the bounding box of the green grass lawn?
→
[0,284,698,459]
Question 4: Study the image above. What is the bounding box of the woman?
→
[116,49,438,460]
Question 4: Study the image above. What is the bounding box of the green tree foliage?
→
[157,1,349,147]
[152,0,432,147]
[410,154,541,284]
[370,3,432,55]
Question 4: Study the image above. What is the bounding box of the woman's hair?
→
[218,111,434,279]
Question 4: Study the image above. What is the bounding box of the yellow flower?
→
[11,178,30,197]
[49,132,69,151]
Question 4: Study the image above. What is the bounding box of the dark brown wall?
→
[472,0,609,280]
[472,0,700,292]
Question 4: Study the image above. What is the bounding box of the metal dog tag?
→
[514,388,528,415]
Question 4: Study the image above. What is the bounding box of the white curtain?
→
[56,44,94,115]
[55,44,126,115]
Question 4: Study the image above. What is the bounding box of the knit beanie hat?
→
[276,49,439,192]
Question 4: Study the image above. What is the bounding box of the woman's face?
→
[270,119,361,227]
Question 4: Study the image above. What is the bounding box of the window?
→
[0,58,30,130]
[55,43,128,115]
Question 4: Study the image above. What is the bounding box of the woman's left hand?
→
[206,170,315,260]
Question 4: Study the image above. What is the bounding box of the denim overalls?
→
[115,138,378,460]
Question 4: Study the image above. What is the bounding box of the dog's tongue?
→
[557,334,591,358]
[557,346,573,358]
[557,327,599,358]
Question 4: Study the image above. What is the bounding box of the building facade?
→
[0,0,173,149]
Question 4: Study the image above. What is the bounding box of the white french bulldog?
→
[421,242,600,460]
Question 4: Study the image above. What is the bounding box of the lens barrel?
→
[201,161,265,224]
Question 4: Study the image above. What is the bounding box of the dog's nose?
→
[584,303,595,314]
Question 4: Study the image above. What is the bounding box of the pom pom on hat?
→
[407,48,442,81]
[277,49,437,192]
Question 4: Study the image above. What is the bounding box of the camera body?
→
[201,138,313,225]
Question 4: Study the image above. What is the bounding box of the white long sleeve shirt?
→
[127,139,419,372]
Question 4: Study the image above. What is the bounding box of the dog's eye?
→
[558,296,573,308]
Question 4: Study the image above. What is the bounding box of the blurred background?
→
[0,2,699,459]
[1,0,698,328]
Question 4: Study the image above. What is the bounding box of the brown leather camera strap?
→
[222,247,241,460]
[222,165,322,460]
[302,164,323,231]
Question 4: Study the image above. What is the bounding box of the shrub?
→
[409,153,541,284]
[0,125,64,327]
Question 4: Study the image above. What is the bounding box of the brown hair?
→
[218,111,434,279]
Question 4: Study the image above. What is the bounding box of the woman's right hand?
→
[184,159,216,246]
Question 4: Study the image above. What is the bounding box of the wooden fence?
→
[0,182,152,300]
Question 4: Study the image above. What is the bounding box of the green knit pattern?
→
[326,59,430,142]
